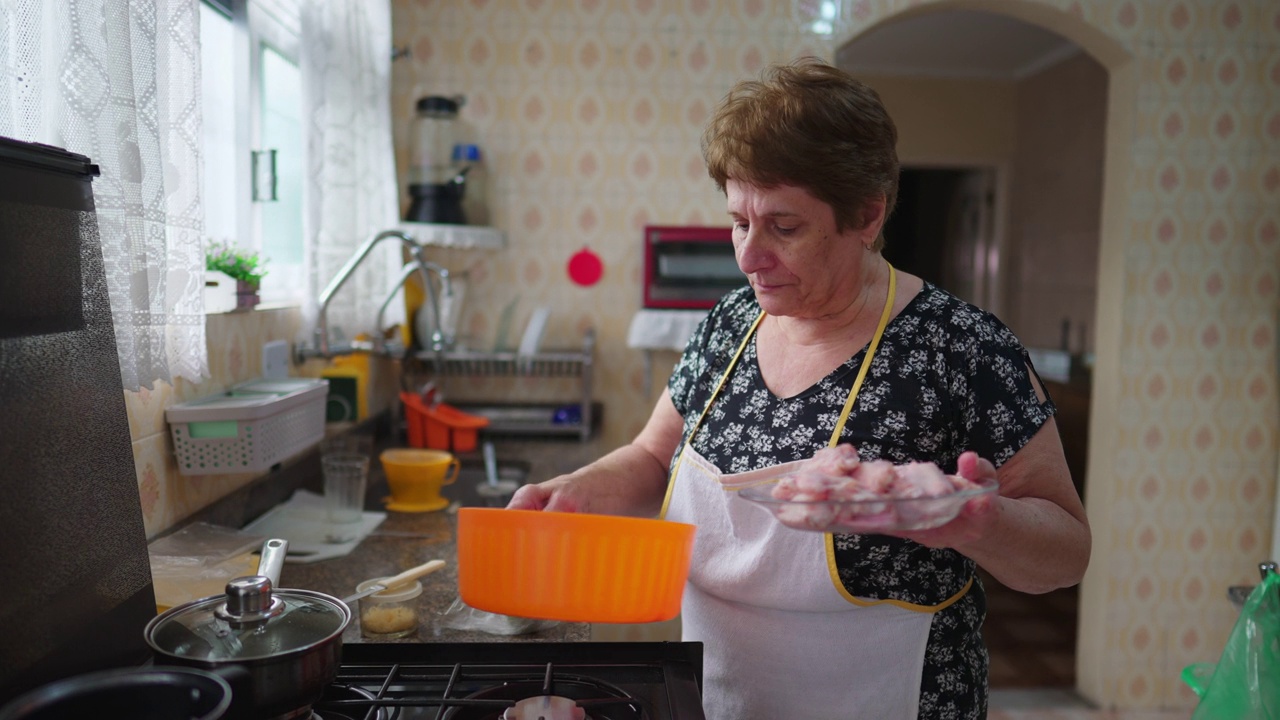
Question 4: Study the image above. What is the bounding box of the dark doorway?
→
[883,168,966,288]
[882,167,998,313]
[886,166,1081,690]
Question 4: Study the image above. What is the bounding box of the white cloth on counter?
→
[626,309,709,351]
[242,489,385,564]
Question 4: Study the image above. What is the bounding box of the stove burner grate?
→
[310,643,704,720]
[308,682,391,720]
[312,662,650,720]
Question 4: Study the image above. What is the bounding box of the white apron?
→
[661,267,969,720]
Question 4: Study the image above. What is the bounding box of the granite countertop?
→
[276,431,607,645]
[176,415,609,645]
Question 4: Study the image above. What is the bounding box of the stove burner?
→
[317,643,702,720]
[310,682,392,720]
[265,705,315,720]
[444,677,644,720]
[502,695,586,720]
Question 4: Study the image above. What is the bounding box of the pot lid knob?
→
[217,575,284,626]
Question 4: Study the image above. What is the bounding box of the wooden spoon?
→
[341,559,446,605]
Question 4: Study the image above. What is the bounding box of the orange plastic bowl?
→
[456,508,696,624]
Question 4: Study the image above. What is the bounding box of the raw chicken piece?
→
[836,460,896,497]
[890,462,954,499]
[771,469,851,501]
[761,445,985,532]
[805,444,862,476]
[947,474,983,491]
[775,500,839,530]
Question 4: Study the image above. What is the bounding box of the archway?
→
[835,0,1133,706]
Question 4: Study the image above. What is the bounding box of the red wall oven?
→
[643,225,747,309]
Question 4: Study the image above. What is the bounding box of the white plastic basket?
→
[167,378,328,476]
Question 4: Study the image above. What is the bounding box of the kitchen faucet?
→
[300,228,453,360]
[373,258,454,353]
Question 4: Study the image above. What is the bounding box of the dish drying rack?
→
[292,228,595,441]
[410,329,596,441]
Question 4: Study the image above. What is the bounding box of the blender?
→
[406,95,466,224]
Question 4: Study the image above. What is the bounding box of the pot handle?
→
[217,539,290,626]
[256,538,288,588]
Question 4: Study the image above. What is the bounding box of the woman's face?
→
[726,179,871,319]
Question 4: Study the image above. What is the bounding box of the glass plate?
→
[736,476,998,534]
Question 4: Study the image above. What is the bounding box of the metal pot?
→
[0,666,233,720]
[143,539,350,718]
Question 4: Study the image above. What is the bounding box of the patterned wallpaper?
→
[388,0,1279,710]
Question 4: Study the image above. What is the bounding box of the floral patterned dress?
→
[666,282,1055,719]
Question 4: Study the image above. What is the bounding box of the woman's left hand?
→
[891,451,999,549]
[889,421,1091,594]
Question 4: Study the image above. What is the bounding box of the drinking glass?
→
[322,453,369,543]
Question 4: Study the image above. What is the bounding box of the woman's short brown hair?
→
[701,57,900,249]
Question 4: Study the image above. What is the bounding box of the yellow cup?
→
[380,448,460,512]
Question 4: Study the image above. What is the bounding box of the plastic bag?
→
[1181,567,1280,719]
[148,522,265,611]
[437,596,559,636]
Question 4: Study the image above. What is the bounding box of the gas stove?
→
[307,642,704,720]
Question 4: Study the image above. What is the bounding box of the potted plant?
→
[206,242,267,310]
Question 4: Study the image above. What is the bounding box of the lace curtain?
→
[0,0,208,390]
[299,0,401,343]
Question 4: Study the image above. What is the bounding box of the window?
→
[199,0,304,305]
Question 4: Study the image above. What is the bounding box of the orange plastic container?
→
[456,508,696,624]
[400,392,489,453]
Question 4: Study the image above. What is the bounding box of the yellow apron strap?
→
[819,266,973,612]
[659,311,766,520]
[659,265,967,611]
[828,265,896,446]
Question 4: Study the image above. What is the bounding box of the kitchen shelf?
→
[452,402,603,440]
[412,349,586,377]
[412,329,596,441]
[396,221,505,250]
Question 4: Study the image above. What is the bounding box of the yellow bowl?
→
[379,448,459,512]
[456,507,696,623]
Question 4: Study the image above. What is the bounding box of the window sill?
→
[206,301,301,316]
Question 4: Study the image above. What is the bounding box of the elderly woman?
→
[509,57,1090,719]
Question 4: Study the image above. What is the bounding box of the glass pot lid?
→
[145,538,349,662]
[147,588,349,662]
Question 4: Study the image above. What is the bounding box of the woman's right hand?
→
[506,476,589,513]
[505,391,686,517]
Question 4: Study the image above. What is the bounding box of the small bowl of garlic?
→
[354,576,423,640]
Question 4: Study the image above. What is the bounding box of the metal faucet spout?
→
[417,260,454,352]
[372,259,453,353]
[315,229,421,357]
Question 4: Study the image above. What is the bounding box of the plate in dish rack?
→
[735,477,998,534]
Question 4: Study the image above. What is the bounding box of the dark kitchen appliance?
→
[643,225,746,310]
[0,137,156,704]
[309,641,705,720]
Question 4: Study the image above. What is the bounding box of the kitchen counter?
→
[177,415,610,646]
[278,500,584,645]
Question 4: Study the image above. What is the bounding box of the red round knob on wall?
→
[567,246,603,287]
